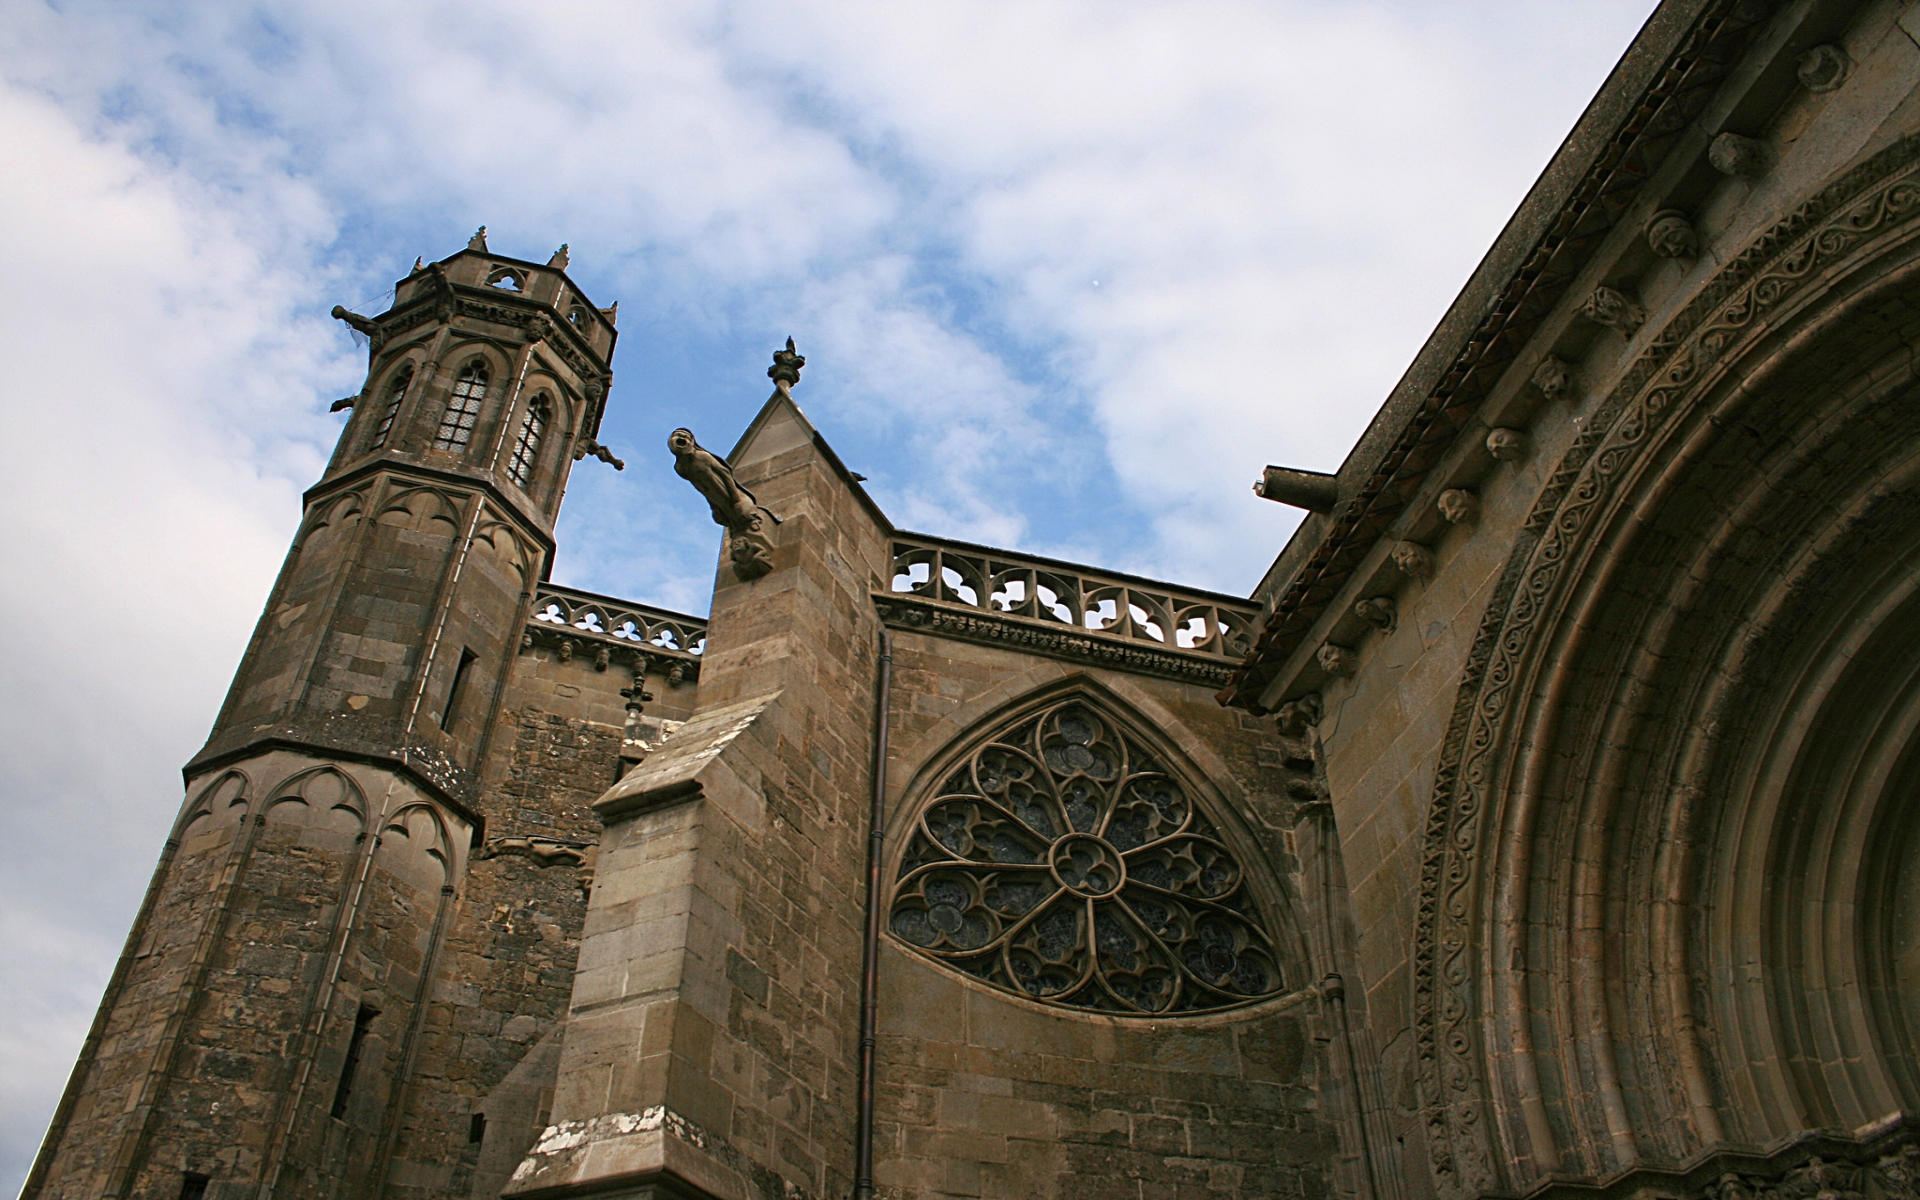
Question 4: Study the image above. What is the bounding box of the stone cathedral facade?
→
[24,2,1920,1198]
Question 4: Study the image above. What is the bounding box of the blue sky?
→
[0,1,1657,1189]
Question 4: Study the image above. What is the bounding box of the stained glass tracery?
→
[889,699,1285,1014]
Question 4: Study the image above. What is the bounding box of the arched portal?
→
[1414,136,1920,1193]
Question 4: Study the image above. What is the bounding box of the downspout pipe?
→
[854,628,893,1200]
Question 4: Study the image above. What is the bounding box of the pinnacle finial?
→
[548,243,570,269]
[601,301,618,325]
[411,256,424,273]
[768,337,805,395]
[469,226,489,251]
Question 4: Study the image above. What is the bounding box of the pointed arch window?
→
[433,362,489,451]
[507,394,550,488]
[368,364,412,451]
[889,696,1286,1014]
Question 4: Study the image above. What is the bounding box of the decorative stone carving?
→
[887,697,1287,1014]
[1531,355,1574,402]
[1317,643,1356,676]
[468,225,488,251]
[574,437,626,470]
[1437,488,1479,525]
[1274,693,1322,735]
[1798,44,1850,92]
[1581,285,1646,335]
[1391,541,1434,578]
[476,835,589,867]
[668,427,782,581]
[593,645,609,672]
[557,639,574,663]
[1646,208,1700,258]
[768,336,804,399]
[1485,428,1528,462]
[1354,596,1397,634]
[1709,131,1771,178]
[548,243,570,268]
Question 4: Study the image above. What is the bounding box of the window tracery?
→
[434,362,488,451]
[507,395,549,488]
[889,698,1285,1015]
[368,365,411,450]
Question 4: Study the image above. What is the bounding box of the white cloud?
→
[0,1,1656,1190]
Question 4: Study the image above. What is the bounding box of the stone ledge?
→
[873,594,1237,687]
[502,1107,809,1200]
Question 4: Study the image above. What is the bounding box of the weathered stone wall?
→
[867,632,1336,1199]
[382,647,701,1200]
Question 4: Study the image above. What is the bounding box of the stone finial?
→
[1797,44,1850,93]
[669,427,782,581]
[1581,286,1646,335]
[1437,488,1479,525]
[1708,133,1770,178]
[1646,209,1700,259]
[769,337,805,398]
[1486,428,1529,462]
[1253,466,1339,513]
[469,225,489,251]
[549,243,570,269]
[1355,596,1397,634]
[1275,692,1323,735]
[1317,644,1356,676]
[410,256,425,274]
[601,301,619,325]
[1391,541,1434,578]
[1531,356,1573,402]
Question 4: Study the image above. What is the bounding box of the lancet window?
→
[433,362,489,451]
[889,697,1285,1014]
[368,365,411,450]
[507,394,549,488]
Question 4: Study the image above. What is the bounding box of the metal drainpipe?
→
[853,628,893,1200]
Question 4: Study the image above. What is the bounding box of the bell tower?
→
[25,231,619,1200]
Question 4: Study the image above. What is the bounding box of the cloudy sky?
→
[0,0,1657,1189]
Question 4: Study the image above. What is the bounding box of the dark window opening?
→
[180,1173,210,1200]
[469,1112,487,1144]
[369,366,412,451]
[433,363,489,451]
[507,395,549,488]
[330,1003,379,1118]
[441,648,478,732]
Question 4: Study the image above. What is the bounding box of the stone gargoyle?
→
[669,427,782,580]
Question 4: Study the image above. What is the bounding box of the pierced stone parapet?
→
[886,534,1258,665]
[525,584,706,680]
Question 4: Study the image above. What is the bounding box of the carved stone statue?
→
[669,427,781,580]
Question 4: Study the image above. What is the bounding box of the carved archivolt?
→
[1411,132,1920,1195]
[888,695,1285,1015]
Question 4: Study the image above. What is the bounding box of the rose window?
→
[889,699,1286,1014]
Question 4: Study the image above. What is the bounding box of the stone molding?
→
[1517,1115,1916,1200]
[873,593,1239,687]
[1218,0,1769,709]
[1409,132,1920,1196]
[504,1105,812,1200]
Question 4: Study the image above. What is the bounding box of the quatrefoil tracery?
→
[889,700,1284,1015]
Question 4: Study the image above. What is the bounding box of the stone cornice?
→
[873,593,1238,687]
[304,459,559,554]
[183,720,483,831]
[1220,0,1767,709]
